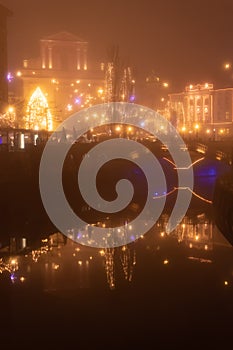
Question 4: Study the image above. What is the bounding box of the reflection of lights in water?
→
[120,246,136,282]
[99,249,105,256]
[104,248,115,290]
[103,246,136,289]
[0,212,221,290]
[188,257,212,264]
[52,263,60,270]
[10,273,17,283]
[163,212,214,250]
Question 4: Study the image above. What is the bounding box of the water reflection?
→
[0,210,231,291]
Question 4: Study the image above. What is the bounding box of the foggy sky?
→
[1,0,233,90]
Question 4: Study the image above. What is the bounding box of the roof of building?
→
[41,31,87,43]
[0,4,13,16]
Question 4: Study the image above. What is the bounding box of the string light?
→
[0,106,16,128]
[25,87,53,131]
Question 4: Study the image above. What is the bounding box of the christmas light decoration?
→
[0,106,16,128]
[25,87,53,131]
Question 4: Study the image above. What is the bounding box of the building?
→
[9,31,106,129]
[169,83,233,139]
[0,4,12,113]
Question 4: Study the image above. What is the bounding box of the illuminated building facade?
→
[37,31,88,71]
[9,31,105,129]
[169,83,233,138]
[0,4,12,113]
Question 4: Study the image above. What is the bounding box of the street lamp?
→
[181,126,186,140]
[195,124,199,140]
[224,62,231,70]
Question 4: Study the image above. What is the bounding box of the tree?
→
[25,87,53,131]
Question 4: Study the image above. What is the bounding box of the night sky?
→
[1,0,233,90]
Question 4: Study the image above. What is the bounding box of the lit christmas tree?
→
[25,87,53,131]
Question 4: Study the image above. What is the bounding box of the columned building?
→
[0,4,12,112]
[169,83,233,138]
[10,31,105,129]
[24,31,89,72]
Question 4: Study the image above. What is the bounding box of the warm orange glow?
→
[99,250,105,256]
[224,63,231,70]
[8,106,14,113]
[26,87,53,131]
[97,87,104,95]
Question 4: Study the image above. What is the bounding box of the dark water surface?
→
[1,197,233,348]
[0,143,233,347]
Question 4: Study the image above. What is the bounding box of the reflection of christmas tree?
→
[103,245,136,290]
[104,248,115,290]
[25,87,53,131]
[120,245,136,283]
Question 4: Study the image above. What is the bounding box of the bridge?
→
[0,126,233,162]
